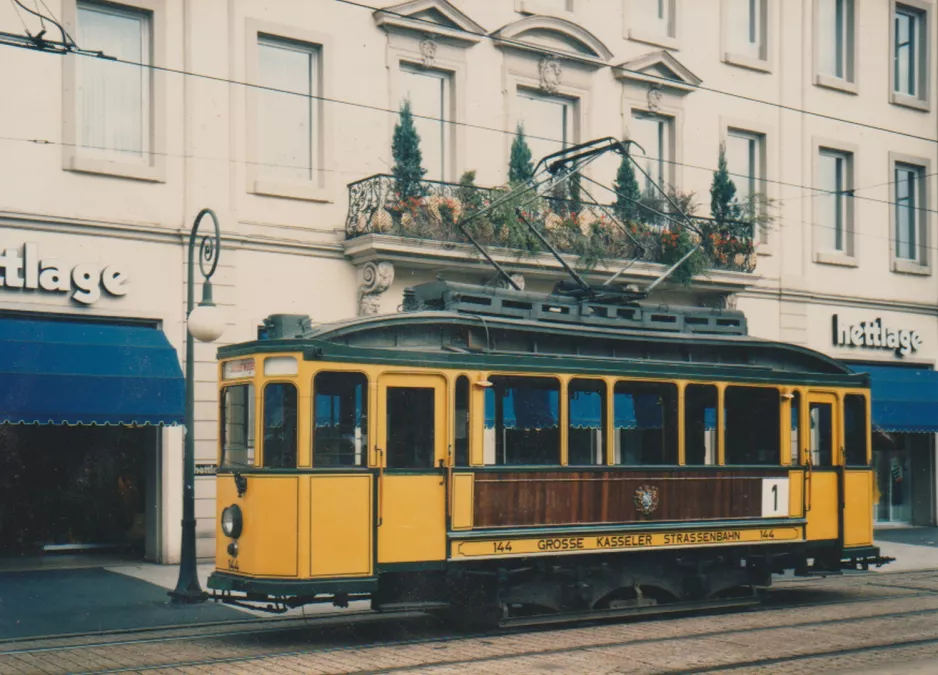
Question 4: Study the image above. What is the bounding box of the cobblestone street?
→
[2,570,937,674]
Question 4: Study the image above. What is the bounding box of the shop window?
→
[725,387,780,465]
[263,383,297,468]
[386,387,436,469]
[313,372,368,467]
[809,401,834,466]
[790,391,802,464]
[455,376,470,466]
[221,384,255,468]
[844,394,868,466]
[568,379,606,465]
[483,376,560,465]
[685,384,717,465]
[613,381,678,465]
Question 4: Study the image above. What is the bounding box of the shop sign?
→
[0,243,128,305]
[832,314,922,358]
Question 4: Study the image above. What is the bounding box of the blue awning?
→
[850,364,938,433]
[0,317,185,426]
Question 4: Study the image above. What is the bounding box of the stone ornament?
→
[358,261,395,316]
[538,55,563,93]
[647,82,663,112]
[419,37,438,67]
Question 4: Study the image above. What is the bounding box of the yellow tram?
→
[207,280,889,622]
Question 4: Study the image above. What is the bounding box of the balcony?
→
[344,174,756,289]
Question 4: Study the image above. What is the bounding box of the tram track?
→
[45,591,938,675]
[0,580,931,658]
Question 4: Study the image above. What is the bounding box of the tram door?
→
[375,374,447,563]
[804,393,839,541]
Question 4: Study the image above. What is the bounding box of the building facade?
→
[0,0,935,563]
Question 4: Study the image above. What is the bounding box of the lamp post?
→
[170,208,224,604]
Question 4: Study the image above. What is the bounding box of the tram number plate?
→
[227,558,240,571]
[762,478,789,517]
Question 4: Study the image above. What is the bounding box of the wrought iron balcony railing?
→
[345,174,756,278]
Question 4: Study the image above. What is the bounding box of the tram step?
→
[375,601,451,612]
[498,596,761,628]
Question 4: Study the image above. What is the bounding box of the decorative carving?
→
[358,261,395,316]
[494,273,525,291]
[538,55,563,93]
[647,82,663,112]
[419,36,438,67]
[634,485,660,515]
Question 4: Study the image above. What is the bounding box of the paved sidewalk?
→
[874,527,938,572]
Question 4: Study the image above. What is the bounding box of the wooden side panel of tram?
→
[472,470,789,528]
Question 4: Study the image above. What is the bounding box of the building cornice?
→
[741,284,938,317]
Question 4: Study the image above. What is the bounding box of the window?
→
[809,401,833,466]
[790,391,802,465]
[630,0,674,37]
[75,2,151,162]
[817,149,853,256]
[313,372,367,467]
[613,381,678,465]
[400,65,451,182]
[894,6,926,99]
[516,90,574,166]
[257,36,320,182]
[895,163,925,263]
[725,130,765,242]
[455,376,470,466]
[221,384,255,468]
[726,0,766,62]
[263,383,297,468]
[386,387,436,469]
[629,112,672,193]
[483,377,560,465]
[818,0,855,82]
[684,384,717,465]
[725,387,780,465]
[568,379,606,466]
[844,394,868,466]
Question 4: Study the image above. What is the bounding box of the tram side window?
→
[790,392,802,465]
[613,381,678,465]
[263,383,297,468]
[313,372,368,467]
[221,384,255,468]
[684,384,717,465]
[844,394,869,466]
[483,376,560,465]
[455,376,470,466]
[568,379,606,465]
[725,387,780,465]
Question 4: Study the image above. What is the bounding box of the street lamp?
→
[170,208,224,604]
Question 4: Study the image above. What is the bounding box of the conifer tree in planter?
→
[391,99,426,205]
[707,142,754,270]
[710,142,742,225]
[613,154,643,223]
[508,123,534,185]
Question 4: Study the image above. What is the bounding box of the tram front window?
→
[221,384,255,468]
[263,383,297,468]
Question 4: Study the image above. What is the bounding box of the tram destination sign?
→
[832,314,922,358]
[0,242,128,305]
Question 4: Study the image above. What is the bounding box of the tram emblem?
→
[634,486,660,515]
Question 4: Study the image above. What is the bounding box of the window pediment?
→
[614,50,702,93]
[492,15,613,65]
[374,0,485,45]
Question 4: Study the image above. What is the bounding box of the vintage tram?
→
[207,279,888,623]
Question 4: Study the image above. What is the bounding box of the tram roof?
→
[218,308,869,389]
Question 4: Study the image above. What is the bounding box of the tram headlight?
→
[221,504,243,539]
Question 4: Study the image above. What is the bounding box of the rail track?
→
[1,570,936,674]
